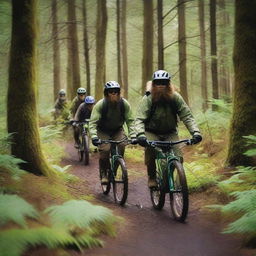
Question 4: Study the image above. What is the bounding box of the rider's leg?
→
[145,131,159,188]
[166,132,183,161]
[97,130,111,183]
[73,126,80,148]
[112,128,126,157]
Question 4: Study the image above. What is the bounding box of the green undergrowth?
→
[0,195,116,256]
[125,146,144,163]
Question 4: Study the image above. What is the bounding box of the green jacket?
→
[70,96,84,118]
[135,92,200,136]
[89,98,136,139]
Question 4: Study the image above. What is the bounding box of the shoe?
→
[148,178,157,188]
[101,176,109,184]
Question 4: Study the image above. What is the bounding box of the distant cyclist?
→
[53,89,67,120]
[135,70,202,188]
[89,81,136,184]
[74,96,95,122]
[70,87,87,148]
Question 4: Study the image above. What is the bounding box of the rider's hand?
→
[191,132,202,144]
[72,121,77,127]
[137,136,148,147]
[130,138,138,145]
[92,137,101,146]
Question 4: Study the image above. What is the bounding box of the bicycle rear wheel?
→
[150,169,165,210]
[113,158,128,206]
[84,135,89,165]
[169,160,189,222]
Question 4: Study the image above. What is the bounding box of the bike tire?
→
[150,169,165,210]
[78,137,84,162]
[84,135,89,165]
[169,160,189,222]
[113,158,128,206]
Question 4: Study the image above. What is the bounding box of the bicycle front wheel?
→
[78,137,84,162]
[150,169,165,210]
[169,160,189,222]
[84,135,89,165]
[113,158,128,206]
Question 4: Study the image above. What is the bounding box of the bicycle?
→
[72,120,90,165]
[146,139,192,222]
[98,138,135,206]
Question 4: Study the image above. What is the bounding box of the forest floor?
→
[62,142,256,256]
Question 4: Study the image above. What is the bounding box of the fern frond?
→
[0,132,13,154]
[52,165,71,173]
[0,227,80,256]
[221,190,256,214]
[45,200,114,229]
[223,210,256,235]
[0,194,39,227]
[0,154,27,179]
[39,125,62,143]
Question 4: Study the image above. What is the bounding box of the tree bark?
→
[141,0,153,95]
[157,0,164,69]
[116,0,122,86]
[198,0,208,111]
[178,0,189,104]
[67,0,81,99]
[226,0,256,167]
[121,0,128,99]
[210,0,219,110]
[51,0,61,102]
[8,0,53,176]
[82,0,91,95]
[218,0,230,97]
[95,0,107,101]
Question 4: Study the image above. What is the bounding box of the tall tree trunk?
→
[95,0,107,101]
[82,0,91,95]
[51,0,61,102]
[178,0,189,104]
[121,0,128,99]
[198,0,208,111]
[116,0,122,86]
[210,0,219,110]
[218,0,230,98]
[141,0,153,95]
[8,0,53,176]
[226,0,256,167]
[67,0,81,99]
[157,0,164,69]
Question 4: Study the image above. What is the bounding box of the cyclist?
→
[135,70,202,188]
[53,89,67,120]
[89,81,136,184]
[70,87,87,148]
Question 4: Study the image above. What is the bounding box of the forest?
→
[0,0,256,255]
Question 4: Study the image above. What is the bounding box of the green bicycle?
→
[147,139,192,222]
[99,138,134,206]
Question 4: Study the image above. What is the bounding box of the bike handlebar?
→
[147,139,193,147]
[100,137,136,145]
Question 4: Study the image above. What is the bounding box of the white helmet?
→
[77,87,86,94]
[59,89,66,96]
[104,81,121,90]
[152,70,171,80]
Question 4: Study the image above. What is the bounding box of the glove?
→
[130,138,138,145]
[72,121,77,127]
[92,137,101,146]
[192,132,202,145]
[137,136,148,147]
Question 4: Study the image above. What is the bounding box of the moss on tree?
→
[7,0,55,176]
[226,0,256,166]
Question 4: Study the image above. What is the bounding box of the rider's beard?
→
[151,84,174,103]
[107,94,120,103]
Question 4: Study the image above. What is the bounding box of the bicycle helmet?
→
[152,70,171,80]
[85,96,95,104]
[77,87,86,94]
[59,89,66,96]
[104,81,121,90]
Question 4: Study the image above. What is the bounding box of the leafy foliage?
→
[0,194,39,228]
[0,154,26,179]
[0,132,12,154]
[39,125,62,143]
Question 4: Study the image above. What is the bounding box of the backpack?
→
[145,98,179,124]
[100,98,125,123]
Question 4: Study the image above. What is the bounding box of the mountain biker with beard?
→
[89,81,136,184]
[135,70,202,188]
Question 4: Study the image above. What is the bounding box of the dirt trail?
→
[63,143,254,256]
